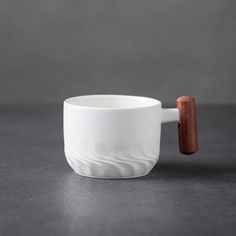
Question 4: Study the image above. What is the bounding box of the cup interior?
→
[65,95,160,109]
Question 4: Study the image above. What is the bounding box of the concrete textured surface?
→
[0,104,236,235]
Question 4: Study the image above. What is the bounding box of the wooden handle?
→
[176,96,198,155]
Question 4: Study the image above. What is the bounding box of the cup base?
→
[71,168,153,179]
[65,152,157,179]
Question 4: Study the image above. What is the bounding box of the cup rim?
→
[64,94,161,110]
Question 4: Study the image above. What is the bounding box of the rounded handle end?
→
[176,96,198,155]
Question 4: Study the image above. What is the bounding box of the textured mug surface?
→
[64,95,179,178]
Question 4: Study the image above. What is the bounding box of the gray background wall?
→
[1,0,235,104]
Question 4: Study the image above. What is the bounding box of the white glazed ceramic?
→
[64,95,179,178]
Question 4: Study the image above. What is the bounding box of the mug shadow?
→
[140,161,236,182]
[62,158,236,182]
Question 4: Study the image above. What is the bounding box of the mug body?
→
[64,95,162,178]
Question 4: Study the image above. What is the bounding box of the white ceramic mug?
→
[64,95,197,178]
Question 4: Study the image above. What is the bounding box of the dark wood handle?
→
[176,96,198,155]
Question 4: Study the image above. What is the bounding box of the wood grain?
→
[177,96,198,155]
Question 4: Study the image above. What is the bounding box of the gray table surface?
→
[0,104,236,236]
